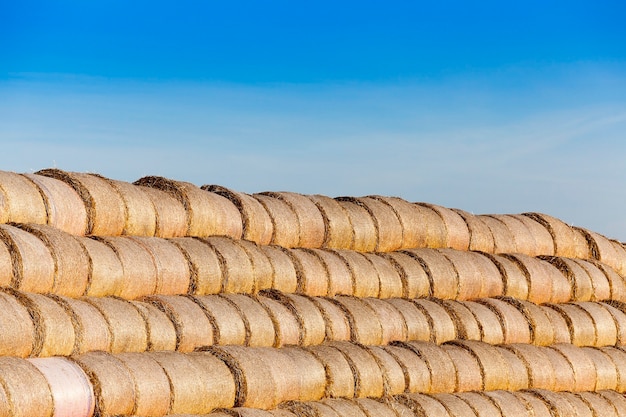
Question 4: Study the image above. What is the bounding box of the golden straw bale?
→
[402,248,458,299]
[603,346,626,392]
[438,249,482,301]
[236,239,274,293]
[261,291,326,346]
[483,391,534,417]
[202,236,255,294]
[558,392,594,417]
[453,209,495,253]
[364,345,405,396]
[440,344,482,392]
[494,345,530,391]
[309,297,351,342]
[351,196,404,252]
[129,300,177,351]
[356,398,400,417]
[369,196,430,249]
[454,391,503,417]
[321,399,368,417]
[396,393,450,417]
[512,213,555,256]
[396,341,456,393]
[304,344,356,398]
[191,295,246,346]
[0,357,53,417]
[335,197,378,252]
[412,299,457,344]
[539,255,576,303]
[525,390,578,417]
[523,212,580,257]
[480,252,527,300]
[309,249,353,297]
[330,249,379,298]
[281,347,327,401]
[76,236,124,297]
[258,295,301,347]
[470,251,504,298]
[600,301,626,343]
[495,214,539,256]
[576,392,619,417]
[439,300,482,341]
[476,297,531,344]
[545,303,596,346]
[84,297,148,353]
[609,239,626,277]
[597,391,626,414]
[379,252,430,299]
[543,256,594,302]
[541,345,575,391]
[417,203,470,251]
[0,290,36,357]
[247,348,303,405]
[327,341,385,399]
[361,298,407,344]
[0,170,48,225]
[382,344,431,393]
[252,193,300,248]
[541,305,572,344]
[574,302,618,346]
[460,300,504,344]
[131,237,191,295]
[548,343,597,392]
[477,214,517,253]
[307,194,353,250]
[261,244,298,293]
[102,177,157,236]
[513,391,553,417]
[139,186,188,238]
[360,253,403,299]
[583,347,619,391]
[289,248,330,296]
[169,237,222,295]
[502,254,551,304]
[23,173,88,235]
[220,294,275,347]
[430,393,478,417]
[501,344,555,390]
[576,228,623,273]
[205,185,273,244]
[0,239,11,287]
[573,259,612,301]
[449,340,509,391]
[51,295,111,354]
[500,297,555,346]
[386,298,431,342]
[593,261,626,302]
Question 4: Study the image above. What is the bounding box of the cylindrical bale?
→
[129,300,178,351]
[481,252,527,300]
[544,303,596,346]
[307,194,353,250]
[512,391,554,417]
[331,249,379,298]
[0,239,12,287]
[192,295,246,346]
[321,399,368,417]
[23,173,88,235]
[364,345,406,396]
[138,185,188,238]
[609,240,626,278]
[558,392,594,417]
[309,296,351,342]
[543,256,594,302]
[417,203,470,251]
[501,344,555,390]
[594,261,626,302]
[494,345,530,391]
[0,290,36,357]
[0,170,48,225]
[84,297,148,353]
[252,193,300,248]
[116,353,172,416]
[412,299,457,344]
[143,295,214,352]
[455,391,503,417]
[169,237,222,295]
[440,344,483,392]
[438,299,482,341]
[598,387,626,410]
[28,357,94,417]
[502,254,550,304]
[95,236,158,299]
[570,226,593,258]
[0,224,55,293]
[379,252,430,299]
[574,302,618,346]
[135,176,243,238]
[261,245,298,293]
[541,304,572,344]
[402,248,458,300]
[102,177,157,236]
[453,209,495,253]
[51,295,111,354]
[71,351,135,416]
[547,343,597,392]
[260,191,326,248]
[131,237,191,296]
[205,185,273,244]
[369,196,432,249]
[438,248,482,301]
[16,224,90,297]
[477,214,517,253]
[382,345,431,393]
[575,392,619,417]
[220,294,275,347]
[601,301,626,343]
[395,341,456,393]
[202,236,255,294]
[289,248,330,297]
[482,390,534,417]
[244,348,303,406]
[355,398,400,417]
[275,402,320,417]
[396,393,450,417]
[235,239,274,293]
[361,253,404,299]
[386,298,431,342]
[281,347,327,401]
[512,213,555,256]
[308,249,353,297]
[574,259,612,301]
[476,297,531,344]
[500,297,555,346]
[523,212,581,258]
[0,357,53,417]
[305,344,356,398]
[460,300,504,344]
[449,340,510,391]
[430,393,478,417]
[492,214,538,256]
[349,196,404,252]
[328,341,385,399]
[583,347,619,391]
[538,255,578,302]
[37,169,126,236]
[335,197,378,252]
[602,346,626,392]
[76,236,125,297]
[541,344,576,391]
[258,295,301,347]
[577,228,623,274]
[361,298,407,344]
[468,251,504,299]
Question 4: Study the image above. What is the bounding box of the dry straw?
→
[416,203,470,251]
[102,177,157,236]
[308,249,353,297]
[253,348,303,405]
[459,300,504,344]
[449,340,509,391]
[280,347,327,401]
[599,391,626,415]
[382,344,431,393]
[51,295,111,355]
[235,239,274,293]
[583,347,618,390]
[361,253,403,299]
[574,302,618,346]
[262,291,326,346]
[202,236,255,294]
[501,344,555,390]
[258,295,301,347]
[500,297,554,346]
[287,401,338,417]
[480,252,526,300]
[309,296,351,342]
[191,295,246,346]
[334,197,378,252]
[138,185,188,238]
[395,341,456,394]
[477,214,517,253]
[396,393,450,417]
[75,236,124,298]
[289,248,330,296]
[115,352,171,416]
[574,259,612,301]
[401,248,458,299]
[599,346,626,392]
[543,256,594,302]
[454,392,503,417]
[321,399,369,417]
[253,193,300,248]
[430,393,478,417]
[547,344,597,391]
[0,290,36,357]
[306,194,353,250]
[0,238,12,287]
[23,173,88,235]
[365,345,406,396]
[577,392,619,417]
[438,249,482,301]
[304,344,356,398]
[493,214,539,256]
[352,196,404,252]
[439,300,482,341]
[131,237,191,295]
[594,260,626,302]
[331,249,379,298]
[0,170,48,225]
[544,303,596,346]
[169,237,222,295]
[379,252,430,299]
[495,346,530,391]
[386,298,431,342]
[260,244,298,293]
[485,391,542,417]
[0,357,53,417]
[559,392,595,417]
[440,344,482,392]
[470,251,504,298]
[511,213,555,255]
[513,390,554,417]
[522,212,578,257]
[369,196,430,249]
[541,345,576,391]
[600,301,626,343]
[327,341,385,399]
[356,398,401,417]
[576,227,623,274]
[452,209,495,253]
[361,298,408,344]
[330,296,384,346]
[187,352,238,410]
[477,297,531,344]
[540,304,572,344]
[129,300,178,352]
[220,294,276,347]
[204,185,273,244]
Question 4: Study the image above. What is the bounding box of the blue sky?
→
[2,1,626,239]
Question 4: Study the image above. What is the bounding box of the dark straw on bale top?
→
[0,170,48,225]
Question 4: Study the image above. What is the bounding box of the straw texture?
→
[139,185,188,238]
[335,197,377,252]
[0,170,48,225]
[0,357,53,417]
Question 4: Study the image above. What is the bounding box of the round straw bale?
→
[598,387,626,409]
[363,345,406,396]
[569,226,593,258]
[0,357,53,417]
[258,295,301,347]
[411,299,457,344]
[438,299,482,341]
[16,224,89,297]
[95,236,158,299]
[143,295,213,352]
[361,253,403,299]
[248,348,302,405]
[23,173,88,235]
[449,340,509,391]
[513,391,553,417]
[305,344,356,398]
[129,300,177,351]
[309,296,351,342]
[541,345,575,391]
[386,298,431,342]
[202,236,255,294]
[500,297,554,346]
[502,253,551,304]
[289,248,330,296]
[51,295,111,354]
[169,237,222,295]
[460,300,504,344]
[417,203,470,251]
[440,344,482,392]
[609,239,626,278]
[495,214,539,256]
[71,351,135,416]
[236,239,274,293]
[0,290,36,357]
[382,344,431,393]
[574,302,618,346]
[192,295,246,346]
[328,341,385,398]
[477,297,531,344]
[331,297,384,346]
[205,185,273,244]
[0,170,48,225]
[351,196,404,252]
[438,249,482,301]
[330,249,379,298]
[573,259,612,301]
[260,291,325,346]
[494,345,530,390]
[220,294,275,347]
[281,347,327,401]
[594,261,626,302]
[582,347,618,390]
[334,197,378,252]
[368,196,430,249]
[481,252,526,300]
[576,391,619,417]
[252,193,300,248]
[309,249,353,296]
[260,191,326,248]
[248,407,295,417]
[469,251,504,299]
[509,214,554,256]
[396,341,456,393]
[547,343,597,392]
[287,401,338,417]
[501,344,555,390]
[0,238,12,287]
[139,185,188,238]
[477,214,517,253]
[600,301,626,343]
[603,346,626,391]
[396,393,450,417]
[557,392,594,417]
[544,303,596,346]
[101,177,157,236]
[430,393,477,417]
[271,409,301,417]
[453,209,495,253]
[37,169,126,236]
[379,252,430,299]
[483,390,534,417]
[361,298,407,344]
[523,212,579,257]
[261,244,298,293]
[76,236,124,297]
[402,248,458,300]
[131,237,191,295]
[116,352,172,416]
[84,296,148,353]
[543,256,594,302]
[28,357,94,417]
[454,392,502,417]
[307,194,353,250]
[0,224,55,293]
[540,305,572,344]
[321,399,369,417]
[356,398,400,417]
[576,227,621,269]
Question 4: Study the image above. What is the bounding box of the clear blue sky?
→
[2,1,626,239]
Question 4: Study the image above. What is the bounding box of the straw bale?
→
[541,256,576,302]
[594,261,626,302]
[453,209,495,253]
[411,299,456,344]
[402,248,458,299]
[439,300,481,340]
[477,297,531,344]
[527,390,578,417]
[152,350,235,413]
[0,224,55,293]
[129,300,178,351]
[480,252,527,300]
[548,343,597,391]
[350,196,404,252]
[482,391,533,417]
[494,345,530,390]
[558,393,594,417]
[252,193,300,248]
[454,392,503,417]
[0,239,11,287]
[543,256,594,301]
[309,297,351,342]
[270,409,300,417]
[609,239,626,278]
[0,171,48,225]
[541,305,572,344]
[95,236,158,299]
[440,344,482,392]
[261,244,298,293]
[139,185,188,238]
[493,214,539,256]
[500,297,554,345]
[571,226,593,258]
[379,252,430,299]
[396,393,449,417]
[305,344,356,398]
[281,347,327,401]
[0,291,35,357]
[600,302,626,343]
[573,259,612,301]
[202,236,255,294]
[460,300,504,344]
[396,341,456,393]
[574,302,618,346]
[334,197,377,252]
[261,191,326,248]
[331,249,379,298]
[361,298,407,344]
[381,345,431,393]
[363,345,405,396]
[438,248,482,301]
[262,291,326,346]
[192,295,246,346]
[17,224,89,297]
[71,351,136,416]
[289,248,330,296]
[477,214,517,253]
[355,398,400,417]
[169,237,222,295]
[513,391,553,417]
[307,194,353,250]
[368,196,428,249]
[276,402,319,417]
[449,340,509,391]
[205,185,273,244]
[309,249,353,296]
[576,392,619,417]
[502,254,551,304]
[132,237,191,295]
[236,239,274,292]
[597,389,626,410]
[513,214,555,255]
[545,303,596,346]
[85,297,148,353]
[541,345,575,391]
[430,393,477,417]
[523,212,580,257]
[602,346,626,392]
[386,298,431,342]
[220,294,275,347]
[76,236,124,297]
[361,253,403,298]
[583,347,619,390]
[417,203,470,251]
[469,251,504,298]
[258,295,301,347]
[51,295,111,354]
[100,177,157,236]
[328,341,385,398]
[0,357,53,417]
[576,227,621,269]
[23,173,88,235]
[321,399,368,417]
[501,344,555,390]
[250,348,302,405]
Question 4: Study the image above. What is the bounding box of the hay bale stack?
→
[250,348,303,404]
[583,347,619,390]
[258,295,301,347]
[289,248,330,296]
[326,342,385,399]
[363,345,406,396]
[544,303,596,346]
[412,299,457,344]
[320,399,369,417]
[23,173,88,235]
[448,340,510,391]
[0,170,48,225]
[101,177,157,236]
[37,169,126,236]
[0,239,12,288]
[511,213,555,256]
[252,193,300,248]
[379,252,430,299]
[330,250,379,298]
[0,357,53,417]
[0,291,36,357]
[416,203,471,251]
[574,302,618,346]
[480,252,526,300]
[308,297,351,342]
[304,344,356,398]
[495,345,531,390]
[501,344,555,390]
[281,347,327,401]
[574,259,612,301]
[541,345,576,391]
[593,261,626,302]
[131,237,191,295]
[476,297,532,344]
[308,249,353,297]
[522,212,581,258]
[430,393,479,417]
[401,248,458,300]
[84,297,148,353]
[438,249,482,301]
[440,344,483,392]
[452,209,496,253]
[503,253,571,304]
[262,291,326,346]
[129,300,178,351]
[385,298,432,342]
[75,236,125,298]
[394,341,456,394]
[543,256,594,302]
[139,185,188,238]
[191,295,246,346]
[460,300,505,344]
[236,239,274,293]
[559,392,594,417]
[601,302,626,343]
[513,390,554,417]
[454,391,505,417]
[260,245,298,293]
[51,295,111,354]
[135,176,243,238]
[355,398,401,417]
[202,236,255,294]
[491,214,539,256]
[381,344,431,393]
[361,298,407,344]
[500,297,555,346]
[599,347,626,392]
[306,194,353,250]
[546,344,597,391]
[220,294,276,347]
[396,393,450,417]
[334,197,377,252]
[541,304,572,344]
[169,237,222,295]
[438,299,482,341]
[577,391,620,417]
[205,185,273,245]
[368,196,431,249]
[348,196,404,252]
[477,214,517,253]
[469,251,504,299]
[576,227,624,274]
[483,391,535,417]
[598,390,626,413]
[361,253,403,299]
